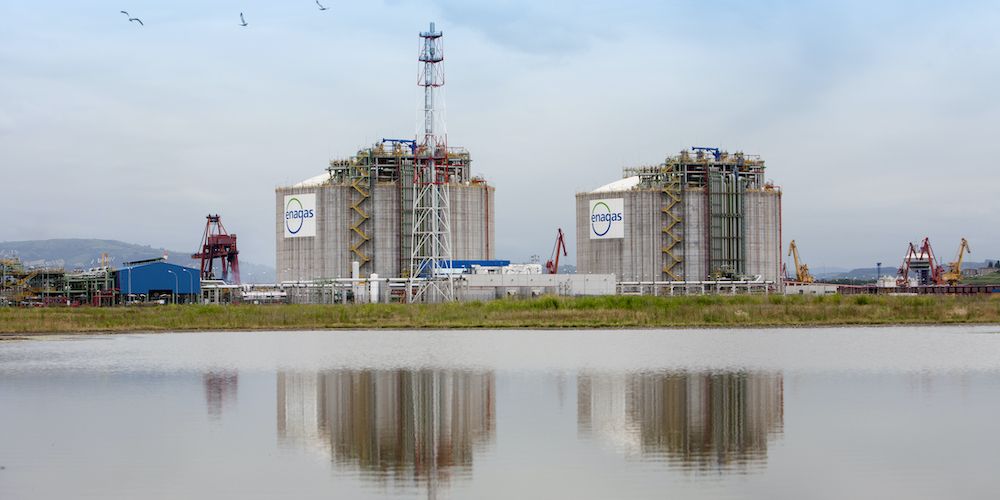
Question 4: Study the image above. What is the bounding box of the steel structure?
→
[408,22,454,302]
[897,237,942,286]
[193,214,241,284]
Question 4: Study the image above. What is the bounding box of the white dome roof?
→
[292,172,330,188]
[591,176,640,193]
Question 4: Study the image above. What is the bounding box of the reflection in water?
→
[578,372,784,471]
[278,370,495,491]
[203,372,238,419]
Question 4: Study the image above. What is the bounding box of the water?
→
[2,327,1000,499]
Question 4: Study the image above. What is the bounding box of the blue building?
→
[116,261,201,303]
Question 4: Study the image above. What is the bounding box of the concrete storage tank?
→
[276,141,495,282]
[576,148,782,285]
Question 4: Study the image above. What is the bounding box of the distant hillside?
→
[0,239,275,283]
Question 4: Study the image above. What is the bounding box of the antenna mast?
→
[408,22,454,302]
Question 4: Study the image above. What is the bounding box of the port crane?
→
[897,237,944,286]
[192,214,241,284]
[942,238,971,285]
[545,228,567,274]
[787,240,814,283]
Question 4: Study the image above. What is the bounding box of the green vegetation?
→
[2,294,1000,335]
[962,272,1000,285]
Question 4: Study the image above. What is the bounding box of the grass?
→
[2,294,1000,335]
[962,272,1000,285]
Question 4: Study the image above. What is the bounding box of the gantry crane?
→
[192,214,241,284]
[897,237,944,286]
[942,238,971,285]
[545,228,567,274]
[787,240,814,283]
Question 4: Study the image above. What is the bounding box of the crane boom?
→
[942,238,971,285]
[545,228,567,274]
[787,240,814,283]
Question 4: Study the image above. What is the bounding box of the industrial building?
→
[1,256,201,306]
[275,142,495,282]
[275,22,495,297]
[576,147,783,286]
[118,260,201,303]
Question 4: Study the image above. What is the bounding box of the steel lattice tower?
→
[408,22,454,302]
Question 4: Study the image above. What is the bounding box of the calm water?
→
[2,327,1000,499]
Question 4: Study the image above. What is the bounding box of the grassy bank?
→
[2,294,1000,335]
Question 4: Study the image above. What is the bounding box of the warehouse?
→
[117,260,201,304]
[576,147,782,287]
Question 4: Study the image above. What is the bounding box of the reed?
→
[1,294,999,335]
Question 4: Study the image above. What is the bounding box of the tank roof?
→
[591,176,640,193]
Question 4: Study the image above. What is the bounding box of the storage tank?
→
[276,141,495,281]
[576,148,782,284]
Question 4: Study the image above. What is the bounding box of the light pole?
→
[167,269,178,305]
[180,268,194,304]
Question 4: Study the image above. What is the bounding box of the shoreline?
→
[3,321,1000,340]
[1,295,998,336]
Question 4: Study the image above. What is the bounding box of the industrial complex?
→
[2,21,997,308]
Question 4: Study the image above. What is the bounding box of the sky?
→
[1,0,999,271]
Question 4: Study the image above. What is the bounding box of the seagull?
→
[316,0,329,11]
[239,12,248,27]
[128,17,143,26]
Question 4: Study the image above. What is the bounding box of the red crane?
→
[545,228,567,274]
[896,237,943,286]
[192,214,241,284]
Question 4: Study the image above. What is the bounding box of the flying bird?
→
[128,17,143,26]
[120,10,129,16]
[316,0,329,11]
[239,12,248,27]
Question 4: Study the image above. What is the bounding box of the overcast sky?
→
[2,0,998,271]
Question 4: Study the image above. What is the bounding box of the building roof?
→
[591,176,640,193]
[292,172,331,188]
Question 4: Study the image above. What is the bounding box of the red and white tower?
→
[408,22,454,302]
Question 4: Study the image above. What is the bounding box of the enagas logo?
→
[284,194,316,238]
[284,197,314,234]
[589,198,624,239]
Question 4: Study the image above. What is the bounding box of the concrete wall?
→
[576,187,780,283]
[277,182,494,281]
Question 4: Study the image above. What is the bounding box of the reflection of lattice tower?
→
[409,22,454,302]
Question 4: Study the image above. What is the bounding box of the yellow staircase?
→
[661,170,683,281]
[349,162,371,268]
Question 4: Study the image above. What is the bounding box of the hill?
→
[0,239,275,283]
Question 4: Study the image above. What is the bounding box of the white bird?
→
[239,12,248,27]
[128,17,143,26]
[316,0,329,11]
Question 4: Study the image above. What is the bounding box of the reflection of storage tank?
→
[277,369,496,485]
[576,148,782,283]
[577,371,784,470]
